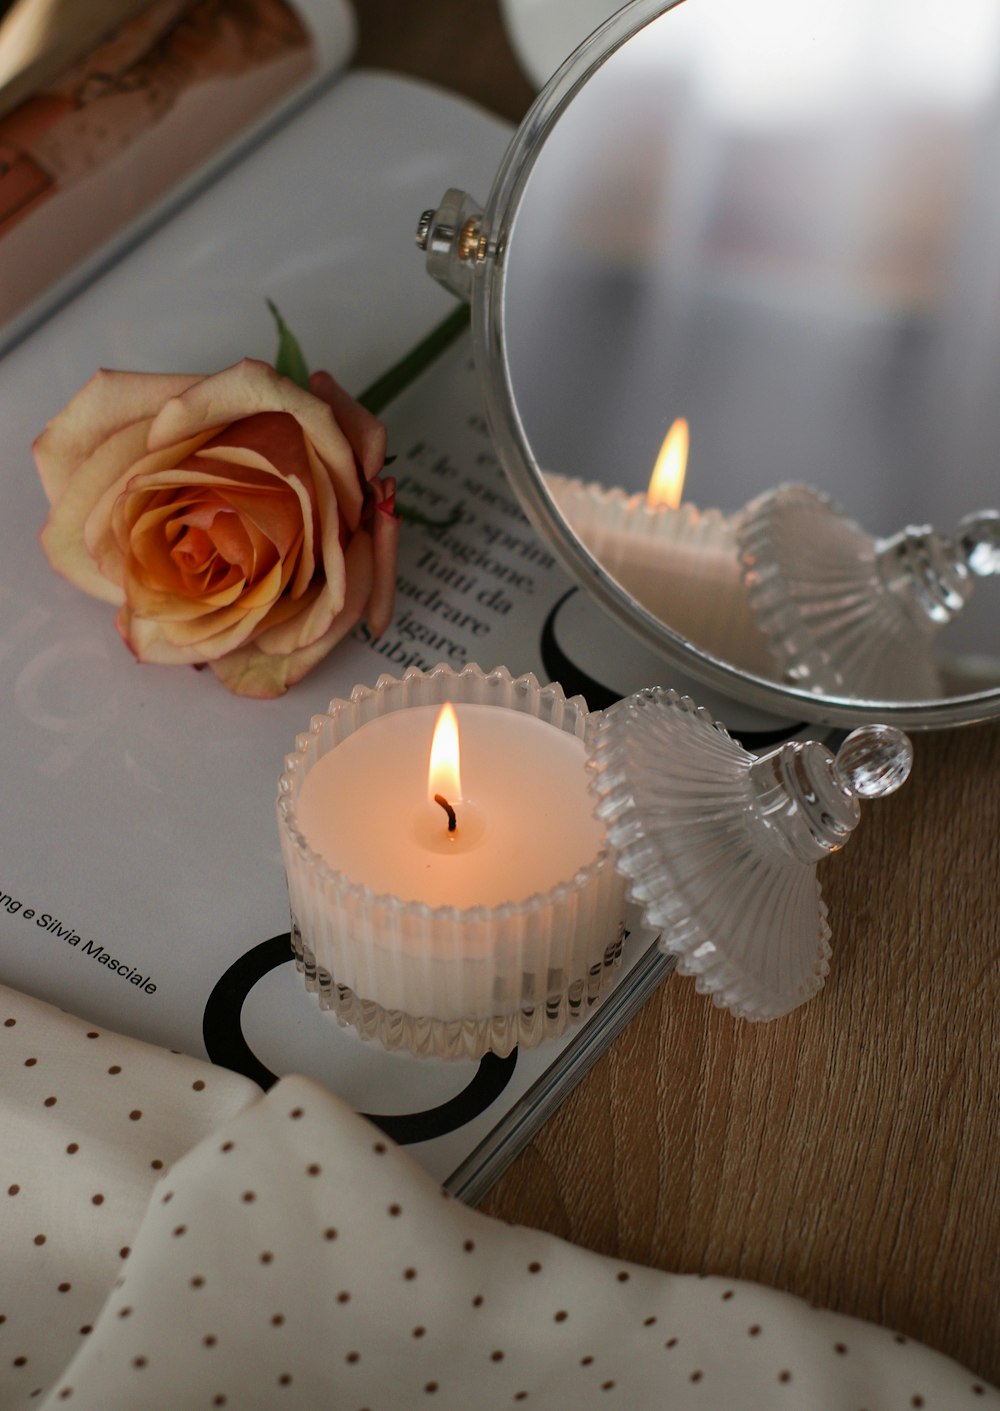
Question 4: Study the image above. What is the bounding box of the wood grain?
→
[353,1,1000,1384]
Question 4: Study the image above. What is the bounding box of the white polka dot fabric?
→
[1,984,995,1410]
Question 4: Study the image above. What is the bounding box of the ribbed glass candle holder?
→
[276,663,627,1059]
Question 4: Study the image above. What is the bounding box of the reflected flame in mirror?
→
[647,417,689,508]
[428,702,462,804]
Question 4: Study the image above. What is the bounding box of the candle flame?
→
[428,703,462,806]
[647,416,689,509]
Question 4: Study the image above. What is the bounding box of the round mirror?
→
[457,0,1000,727]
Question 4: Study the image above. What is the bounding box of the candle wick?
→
[433,793,457,832]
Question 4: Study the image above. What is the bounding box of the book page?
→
[0,71,798,1186]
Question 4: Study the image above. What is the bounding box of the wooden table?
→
[355,2,1000,1385]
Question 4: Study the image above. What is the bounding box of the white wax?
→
[295,704,605,909]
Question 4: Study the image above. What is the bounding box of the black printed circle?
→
[202,935,516,1145]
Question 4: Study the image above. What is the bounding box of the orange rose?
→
[35,358,399,698]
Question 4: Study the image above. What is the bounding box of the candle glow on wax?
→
[646,416,689,509]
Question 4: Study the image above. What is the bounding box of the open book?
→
[0,41,800,1195]
[0,0,354,353]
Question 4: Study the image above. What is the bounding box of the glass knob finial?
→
[834,725,914,799]
[957,510,1000,578]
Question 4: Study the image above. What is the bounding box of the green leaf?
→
[266,299,311,390]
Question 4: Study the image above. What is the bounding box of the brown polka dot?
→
[289,1107,303,1119]
[212,1398,226,1407]
[472,1295,484,1307]
[721,1290,734,1300]
[118,1308,132,1319]
[260,1252,274,1265]
[86,1032,98,1039]
[690,1370,703,1382]
[133,1357,147,1369]
[748,1325,761,1337]
[616,1271,630,1283]
[278,1374,292,1386]
[337,1291,351,1304]
[665,1338,678,1349]
[490,1350,504,1362]
[24,1058,37,1067]
[896,1335,909,1345]
[307,1164,321,1177]
[43,1096,58,1108]
[66,1144,79,1155]
[425,1384,438,1395]
[129,1111,142,1122]
[13,1356,28,1367]
[91,1194,104,1206]
[834,1342,847,1354]
[242,1191,256,1203]
[779,1370,792,1383]
[57,1283,71,1293]
[601,1382,616,1392]
[973,1387,985,1397]
[192,1081,205,1092]
[912,1399,924,1409]
[0,1316,5,1325]
[515,1395,528,1403]
[161,1192,173,1205]
[119,1247,130,1260]
[203,1335,217,1347]
[389,1204,402,1217]
[580,1356,594,1366]
[528,1261,542,1273]
[33,1234,45,1246]
[3,1017,14,1026]
[79,1326,92,1336]
[644,1316,657,1326]
[412,1327,426,1339]
[373,1141,387,1154]
[220,1142,234,1153]
[554,1310,568,1323]
[190,1276,205,1288]
[463,1239,474,1252]
[107,1065,121,1075]
[150,1159,163,1171]
[7,1185,19,1196]
[324,1228,338,1241]
[346,1351,360,1364]
[172,1225,186,1238]
[58,1389,72,1400]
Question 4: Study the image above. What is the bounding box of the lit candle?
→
[277,666,627,1058]
[295,702,603,910]
[545,419,774,675]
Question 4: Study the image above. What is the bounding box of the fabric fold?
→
[1,984,995,1410]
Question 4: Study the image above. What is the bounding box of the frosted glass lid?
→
[586,689,913,1020]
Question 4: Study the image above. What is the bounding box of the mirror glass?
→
[491,0,1000,724]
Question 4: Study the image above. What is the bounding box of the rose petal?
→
[209,535,374,698]
[148,359,364,527]
[34,369,201,504]
[367,478,399,637]
[309,370,387,484]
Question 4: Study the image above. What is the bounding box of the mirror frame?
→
[469,0,1000,729]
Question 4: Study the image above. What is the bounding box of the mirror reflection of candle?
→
[429,703,460,832]
[647,416,689,509]
[543,415,775,674]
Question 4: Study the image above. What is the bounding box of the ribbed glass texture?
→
[588,689,834,1021]
[544,472,774,676]
[277,663,627,1059]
